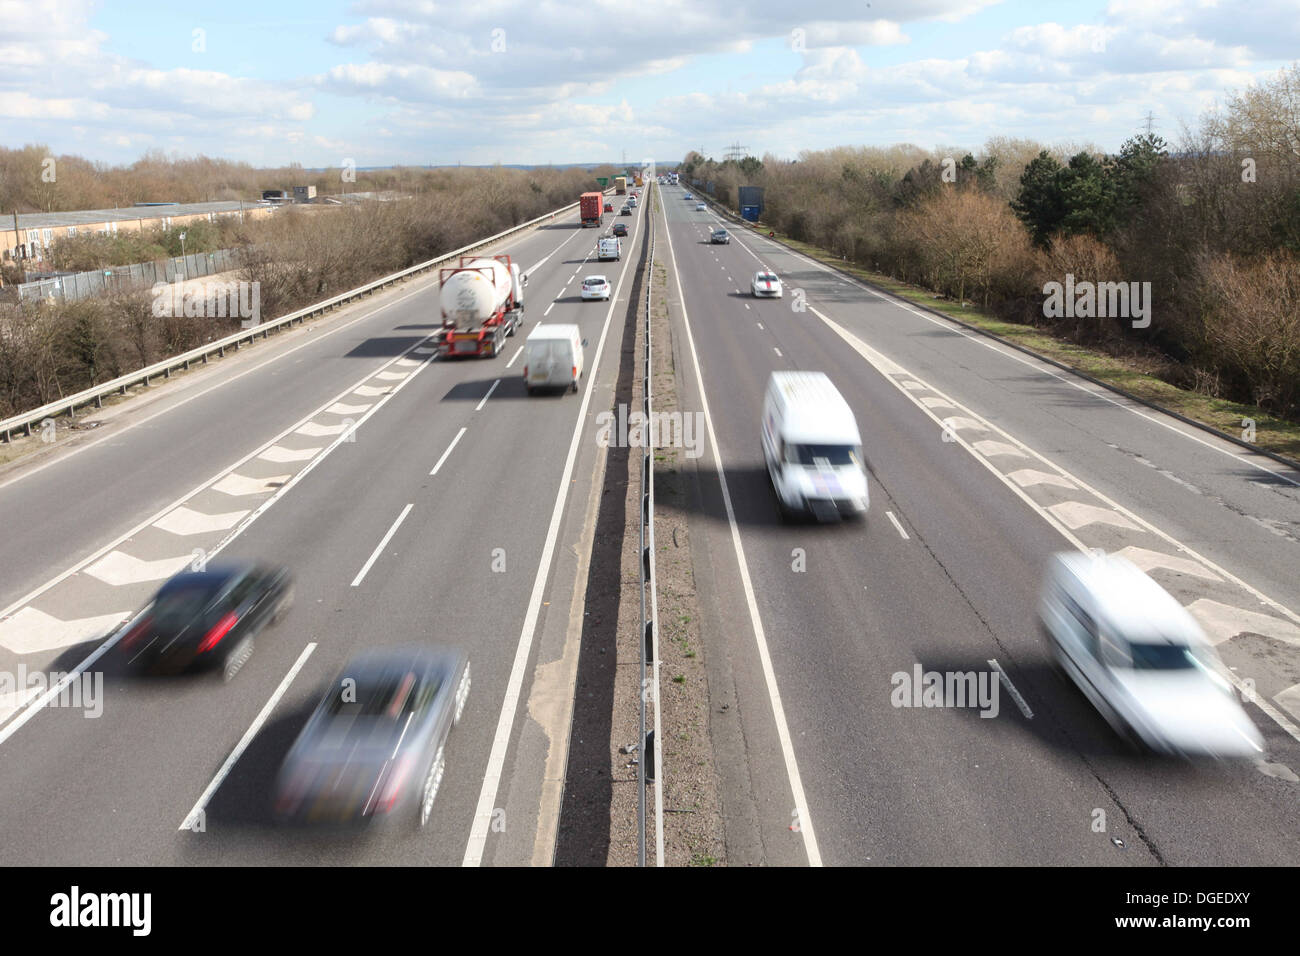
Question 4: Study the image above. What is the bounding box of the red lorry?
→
[580,191,603,228]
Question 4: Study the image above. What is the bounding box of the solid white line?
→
[809,304,1300,745]
[179,642,317,830]
[886,510,910,540]
[0,337,438,654]
[505,345,524,369]
[475,379,500,412]
[0,339,439,739]
[988,659,1034,719]
[4,213,586,498]
[0,282,439,496]
[430,427,467,476]
[461,211,636,868]
[544,302,556,316]
[351,504,414,587]
[731,229,1299,489]
[658,194,823,866]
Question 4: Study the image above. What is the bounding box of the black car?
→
[711,228,730,244]
[613,222,628,237]
[620,205,633,216]
[118,562,293,681]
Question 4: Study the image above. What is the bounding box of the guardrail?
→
[1,195,593,443]
[638,183,665,867]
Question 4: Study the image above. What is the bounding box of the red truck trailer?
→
[438,254,526,358]
[580,191,603,228]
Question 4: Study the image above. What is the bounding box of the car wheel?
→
[223,636,254,682]
[272,587,293,626]
[454,663,471,726]
[419,745,446,827]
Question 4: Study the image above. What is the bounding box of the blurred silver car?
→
[273,646,470,827]
[1039,552,1262,757]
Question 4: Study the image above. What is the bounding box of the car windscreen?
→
[583,278,604,287]
[152,582,221,626]
[757,274,775,282]
[324,669,439,721]
[1126,643,1197,670]
[788,444,859,466]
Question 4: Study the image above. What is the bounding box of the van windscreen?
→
[788,444,858,466]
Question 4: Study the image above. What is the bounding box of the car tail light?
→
[572,365,577,381]
[197,611,238,653]
[120,616,152,648]
[523,365,528,377]
[375,754,415,814]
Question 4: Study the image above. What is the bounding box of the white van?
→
[761,371,869,521]
[597,237,621,261]
[1039,552,1262,756]
[524,324,585,394]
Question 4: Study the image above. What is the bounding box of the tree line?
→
[680,64,1300,422]
[0,164,609,419]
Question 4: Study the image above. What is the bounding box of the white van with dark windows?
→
[761,371,869,521]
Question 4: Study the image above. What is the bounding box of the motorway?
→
[656,184,1300,865]
[0,193,648,865]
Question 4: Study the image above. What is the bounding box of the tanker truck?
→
[438,254,526,358]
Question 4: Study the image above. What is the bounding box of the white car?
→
[1039,552,1263,757]
[696,202,706,211]
[581,276,611,301]
[752,271,782,297]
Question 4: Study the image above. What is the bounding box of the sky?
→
[2,0,1296,168]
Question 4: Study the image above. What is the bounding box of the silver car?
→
[273,646,471,827]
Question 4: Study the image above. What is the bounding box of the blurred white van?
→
[524,324,584,394]
[1039,551,1262,757]
[761,371,869,521]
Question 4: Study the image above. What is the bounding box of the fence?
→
[638,184,664,867]
[12,249,242,305]
[1,195,588,442]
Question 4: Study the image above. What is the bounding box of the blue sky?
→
[2,0,1295,168]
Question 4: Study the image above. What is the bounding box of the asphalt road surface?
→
[656,184,1300,866]
[0,193,648,866]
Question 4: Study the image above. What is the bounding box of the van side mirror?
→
[582,339,589,348]
[522,275,529,286]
